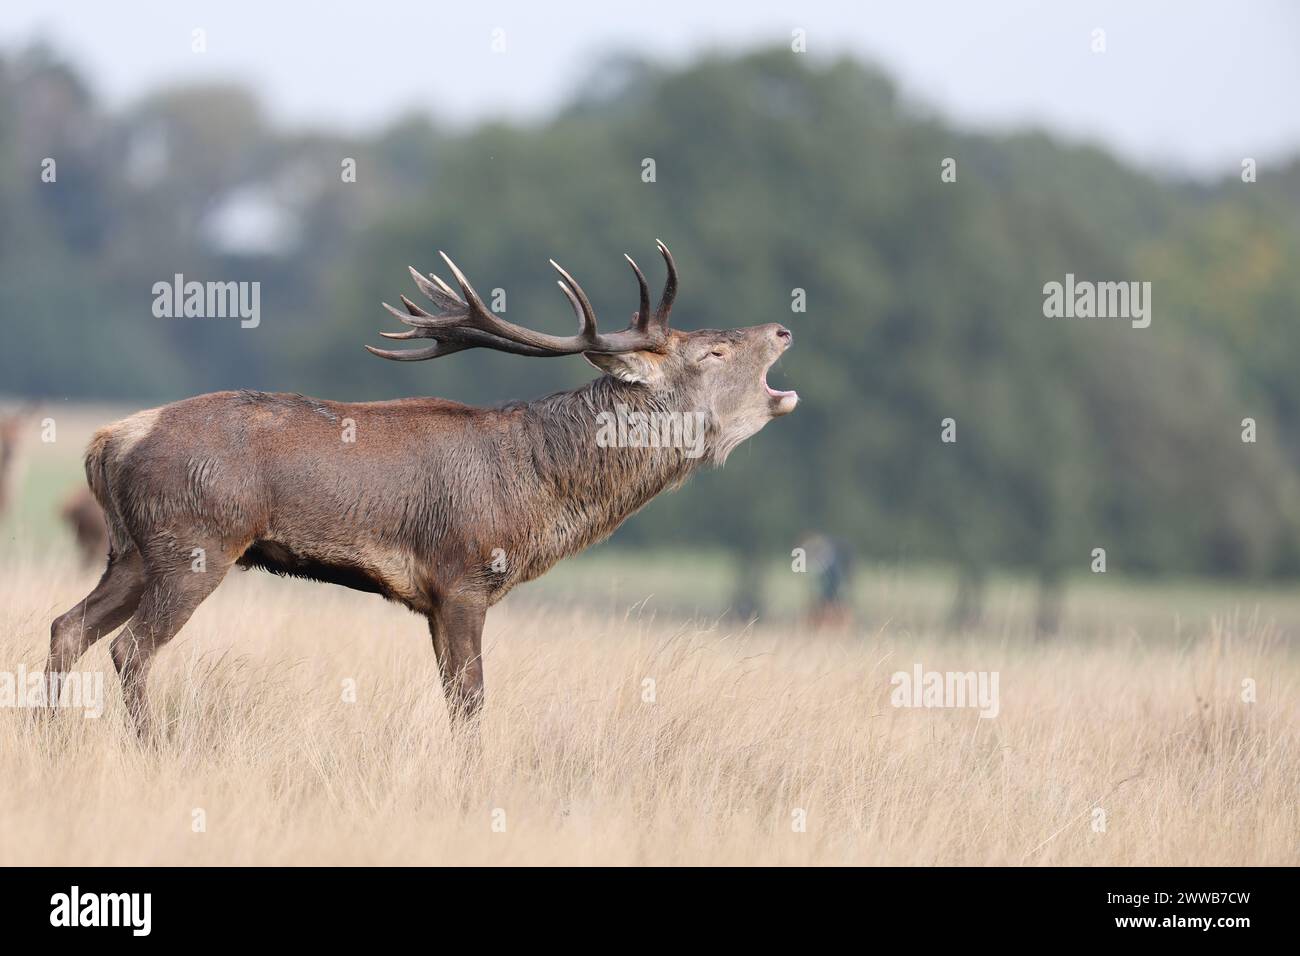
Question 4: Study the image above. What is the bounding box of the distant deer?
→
[0,407,33,519]
[60,487,109,567]
[47,242,798,735]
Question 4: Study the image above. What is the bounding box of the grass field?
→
[1,555,1296,865]
[1,404,1297,865]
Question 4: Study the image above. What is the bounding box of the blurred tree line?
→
[4,42,1300,618]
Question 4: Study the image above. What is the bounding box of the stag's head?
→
[368,241,797,462]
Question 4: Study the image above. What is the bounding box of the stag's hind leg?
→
[47,549,147,703]
[110,545,235,738]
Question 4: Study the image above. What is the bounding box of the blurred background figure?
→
[947,564,986,633]
[729,551,765,624]
[60,486,108,568]
[0,407,34,519]
[799,533,854,630]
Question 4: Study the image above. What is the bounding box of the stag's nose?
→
[774,325,792,347]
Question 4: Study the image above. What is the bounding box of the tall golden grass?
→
[2,557,1296,866]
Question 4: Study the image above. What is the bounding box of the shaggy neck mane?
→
[495,375,709,581]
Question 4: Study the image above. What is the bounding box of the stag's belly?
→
[237,538,427,610]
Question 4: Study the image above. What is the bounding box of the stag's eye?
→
[708,350,725,359]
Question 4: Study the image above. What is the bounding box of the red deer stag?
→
[47,242,797,736]
[61,486,110,567]
[0,408,33,519]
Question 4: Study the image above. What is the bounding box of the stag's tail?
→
[83,427,112,511]
[83,425,126,555]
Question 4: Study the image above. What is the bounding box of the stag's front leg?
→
[428,597,487,726]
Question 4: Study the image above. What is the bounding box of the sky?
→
[3,0,1298,178]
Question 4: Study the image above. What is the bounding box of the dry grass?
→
[1,557,1297,866]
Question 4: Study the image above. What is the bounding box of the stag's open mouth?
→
[764,376,797,400]
[763,362,798,414]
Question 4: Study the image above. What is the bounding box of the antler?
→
[366,241,679,362]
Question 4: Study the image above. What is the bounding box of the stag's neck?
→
[499,376,707,581]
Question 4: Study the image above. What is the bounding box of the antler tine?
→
[625,254,652,333]
[653,239,678,328]
[408,266,463,313]
[554,282,591,340]
[400,295,432,317]
[382,300,441,330]
[549,260,598,342]
[428,271,461,301]
[438,252,493,318]
[365,343,449,361]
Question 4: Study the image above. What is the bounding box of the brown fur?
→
[47,273,797,736]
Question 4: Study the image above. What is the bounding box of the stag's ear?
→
[583,350,665,386]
